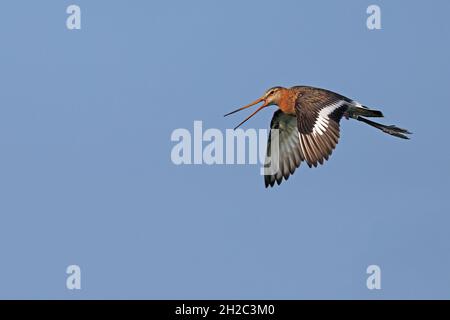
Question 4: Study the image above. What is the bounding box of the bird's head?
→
[224,86,285,129]
[262,86,284,106]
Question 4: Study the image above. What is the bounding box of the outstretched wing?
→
[295,88,349,167]
[264,110,303,188]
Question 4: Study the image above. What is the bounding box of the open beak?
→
[224,97,268,130]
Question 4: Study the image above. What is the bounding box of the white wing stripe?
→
[312,101,345,136]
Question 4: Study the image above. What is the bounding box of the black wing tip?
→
[264,175,289,188]
[264,179,274,188]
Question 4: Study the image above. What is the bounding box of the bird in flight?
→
[224,86,411,188]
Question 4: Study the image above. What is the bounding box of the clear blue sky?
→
[0,0,449,299]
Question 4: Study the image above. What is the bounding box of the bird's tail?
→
[347,105,384,118]
[356,116,412,139]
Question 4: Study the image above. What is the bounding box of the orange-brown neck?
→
[276,88,297,114]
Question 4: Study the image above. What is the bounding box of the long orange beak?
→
[224,97,268,130]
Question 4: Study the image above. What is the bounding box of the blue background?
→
[0,0,449,299]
